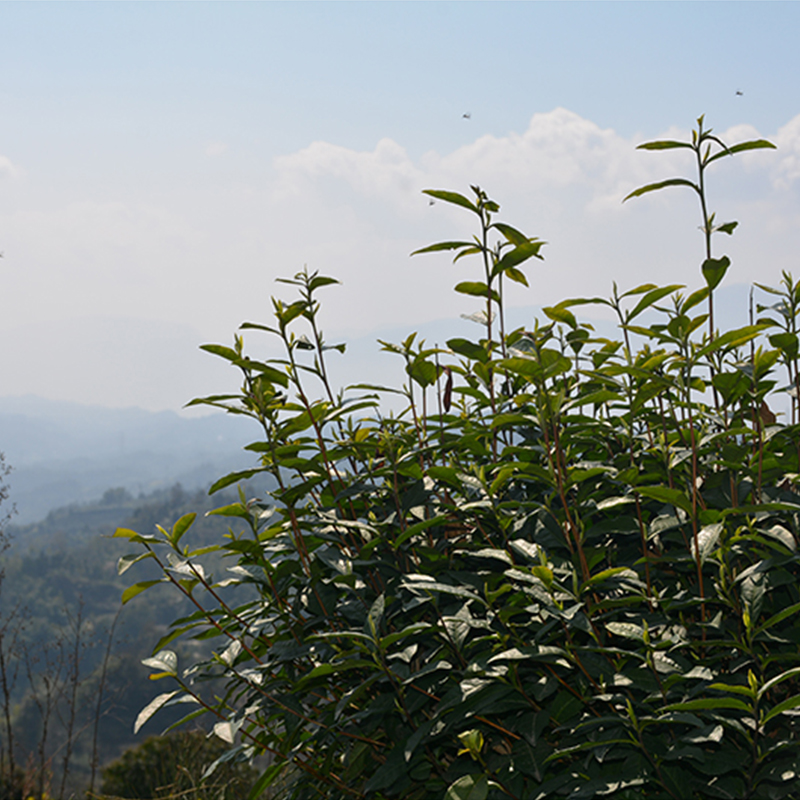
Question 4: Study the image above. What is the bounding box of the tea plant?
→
[116,119,800,800]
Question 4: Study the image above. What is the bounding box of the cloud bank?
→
[269,109,800,333]
[1,108,799,410]
[0,155,21,180]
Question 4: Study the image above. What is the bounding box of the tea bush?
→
[118,118,800,799]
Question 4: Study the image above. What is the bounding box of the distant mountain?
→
[0,395,261,523]
[0,283,762,524]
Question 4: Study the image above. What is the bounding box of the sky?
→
[1,1,800,413]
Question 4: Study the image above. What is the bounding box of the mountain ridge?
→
[0,395,258,523]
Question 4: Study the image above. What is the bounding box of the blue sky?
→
[1,1,799,411]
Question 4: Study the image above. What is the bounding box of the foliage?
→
[0,764,23,800]
[118,118,800,799]
[0,453,14,550]
[98,730,258,800]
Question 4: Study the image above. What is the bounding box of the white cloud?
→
[205,141,229,157]
[2,107,797,411]
[275,110,697,217]
[434,108,628,189]
[274,137,424,210]
[267,109,791,336]
[773,116,800,188]
[0,155,21,179]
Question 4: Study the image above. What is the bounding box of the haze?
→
[1,1,799,413]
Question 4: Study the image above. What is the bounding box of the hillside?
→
[0,480,269,797]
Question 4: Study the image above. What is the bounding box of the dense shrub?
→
[119,119,800,799]
[99,730,257,799]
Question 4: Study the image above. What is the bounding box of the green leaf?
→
[364,743,413,792]
[208,468,266,495]
[754,281,785,297]
[565,328,590,355]
[367,594,385,638]
[117,552,155,575]
[713,370,750,405]
[492,222,528,245]
[457,729,484,760]
[206,502,251,519]
[623,177,700,202]
[199,344,240,363]
[277,300,306,327]
[702,256,731,291]
[152,622,202,654]
[238,362,289,387]
[113,527,144,540]
[660,764,702,799]
[161,706,207,736]
[403,718,435,763]
[695,324,770,359]
[454,281,500,304]
[708,682,756,699]
[584,567,639,589]
[293,333,314,350]
[627,284,685,321]
[380,622,432,650]
[543,306,577,329]
[294,660,376,690]
[401,577,485,604]
[758,667,800,700]
[741,571,765,629]
[453,246,482,264]
[769,332,799,359]
[445,774,488,800]
[410,240,475,256]
[466,547,513,566]
[307,274,340,292]
[422,189,479,213]
[447,338,489,363]
[683,286,709,314]
[133,691,180,734]
[492,240,545,277]
[762,693,800,725]
[692,523,723,566]
[184,393,243,408]
[407,357,439,388]
[122,580,165,605]
[636,139,695,151]
[756,602,800,637]
[705,138,776,164]
[248,761,288,800]
[394,515,448,548]
[621,282,659,297]
[346,382,405,395]
[238,322,278,335]
[142,649,178,675]
[660,698,752,714]
[321,342,346,354]
[171,512,196,547]
[500,351,571,381]
[637,486,694,516]
[606,622,644,641]
[504,266,529,286]
[716,221,738,235]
